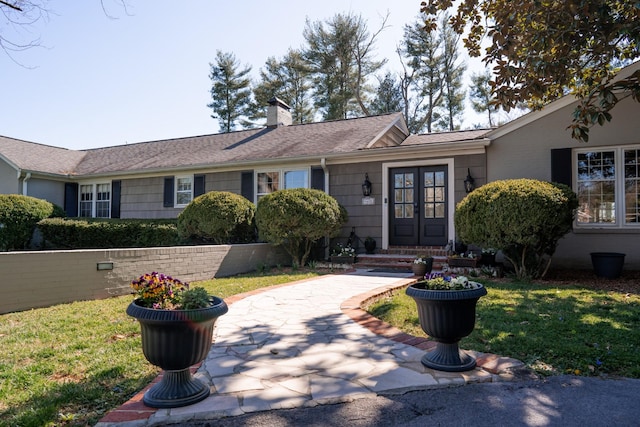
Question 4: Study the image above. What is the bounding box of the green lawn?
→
[367,279,640,378]
[0,269,322,427]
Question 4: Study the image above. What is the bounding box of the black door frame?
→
[383,160,455,249]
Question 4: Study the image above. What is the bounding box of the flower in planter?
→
[131,272,210,310]
[417,272,481,290]
[414,256,430,264]
[332,243,355,257]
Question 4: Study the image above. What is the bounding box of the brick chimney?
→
[266,97,292,128]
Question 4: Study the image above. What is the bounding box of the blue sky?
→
[2,1,485,150]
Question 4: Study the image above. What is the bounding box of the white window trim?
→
[78,181,111,218]
[574,145,640,229]
[254,167,310,202]
[174,175,194,208]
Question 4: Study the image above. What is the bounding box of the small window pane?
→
[405,189,414,203]
[258,172,279,194]
[435,171,445,186]
[425,204,434,218]
[434,187,445,202]
[404,204,414,218]
[435,203,445,218]
[405,173,414,188]
[394,189,404,203]
[425,187,434,202]
[394,174,404,188]
[424,172,434,187]
[284,170,307,189]
[395,205,404,218]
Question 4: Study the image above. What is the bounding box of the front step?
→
[355,253,448,272]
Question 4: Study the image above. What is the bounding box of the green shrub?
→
[0,195,54,251]
[454,179,578,280]
[255,188,346,267]
[177,191,256,244]
[37,218,181,249]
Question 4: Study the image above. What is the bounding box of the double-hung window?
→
[79,183,111,218]
[175,175,193,207]
[575,146,640,227]
[256,168,309,200]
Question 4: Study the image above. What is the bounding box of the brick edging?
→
[340,278,528,376]
[99,272,527,424]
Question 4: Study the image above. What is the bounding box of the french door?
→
[389,166,448,246]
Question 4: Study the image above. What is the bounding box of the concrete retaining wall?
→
[0,243,289,314]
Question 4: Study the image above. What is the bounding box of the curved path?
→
[98,270,524,426]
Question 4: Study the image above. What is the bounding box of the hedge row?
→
[37,218,183,249]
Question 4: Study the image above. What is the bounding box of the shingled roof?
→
[0,113,407,178]
[0,135,87,176]
[75,112,406,176]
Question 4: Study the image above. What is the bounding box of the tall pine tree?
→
[303,12,386,120]
[252,49,315,124]
[208,50,253,133]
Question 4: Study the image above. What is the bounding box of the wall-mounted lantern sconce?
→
[464,168,475,193]
[362,173,372,197]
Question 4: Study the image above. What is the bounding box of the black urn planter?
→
[590,252,626,279]
[411,258,433,277]
[126,297,228,408]
[364,239,377,254]
[406,282,487,372]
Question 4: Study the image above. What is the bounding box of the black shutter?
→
[111,180,121,218]
[551,148,572,186]
[241,171,254,201]
[194,174,206,197]
[311,167,325,191]
[163,177,174,207]
[64,183,79,217]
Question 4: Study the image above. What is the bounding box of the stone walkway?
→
[97,270,524,426]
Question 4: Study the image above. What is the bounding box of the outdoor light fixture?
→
[464,168,475,193]
[362,173,372,197]
[97,261,114,271]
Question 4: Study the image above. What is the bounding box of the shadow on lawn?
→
[465,280,640,377]
[0,367,156,427]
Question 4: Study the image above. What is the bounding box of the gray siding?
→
[487,95,640,269]
[329,162,383,247]
[206,171,242,194]
[0,161,18,194]
[120,176,181,219]
[27,179,65,207]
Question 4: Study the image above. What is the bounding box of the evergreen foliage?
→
[255,188,346,267]
[177,191,256,244]
[422,0,640,141]
[208,50,254,132]
[0,194,53,251]
[454,179,578,280]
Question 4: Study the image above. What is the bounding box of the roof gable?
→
[486,60,640,140]
[0,135,86,176]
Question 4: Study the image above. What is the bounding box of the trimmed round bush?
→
[455,179,577,279]
[177,191,256,244]
[256,188,346,267]
[0,194,54,251]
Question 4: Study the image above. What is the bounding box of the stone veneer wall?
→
[0,243,289,314]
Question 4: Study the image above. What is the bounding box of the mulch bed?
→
[537,268,640,294]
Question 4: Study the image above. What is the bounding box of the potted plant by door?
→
[412,256,433,277]
[406,273,487,372]
[364,237,377,254]
[330,243,356,264]
[127,272,228,408]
